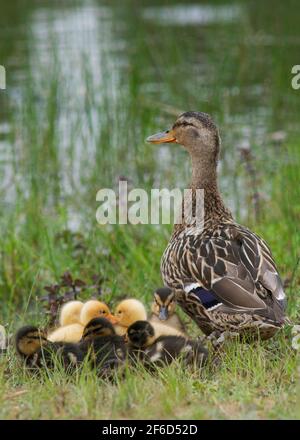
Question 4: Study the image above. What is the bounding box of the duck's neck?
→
[191,155,218,189]
[189,154,232,223]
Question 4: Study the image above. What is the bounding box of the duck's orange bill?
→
[106,314,118,325]
[146,129,176,144]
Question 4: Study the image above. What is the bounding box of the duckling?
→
[127,321,208,370]
[15,325,48,366]
[15,325,84,371]
[127,320,156,349]
[150,287,186,334]
[114,298,184,338]
[149,321,184,338]
[59,300,84,326]
[114,298,184,339]
[48,300,116,343]
[80,318,127,378]
[80,300,116,327]
[114,299,147,336]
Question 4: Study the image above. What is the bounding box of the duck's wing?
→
[187,224,286,318]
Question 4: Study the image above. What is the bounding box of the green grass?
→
[0,332,298,419]
[0,0,299,419]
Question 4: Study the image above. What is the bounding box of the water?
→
[0,0,299,226]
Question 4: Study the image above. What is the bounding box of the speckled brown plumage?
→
[147,111,287,340]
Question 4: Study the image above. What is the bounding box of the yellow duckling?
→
[114,299,147,336]
[59,300,84,326]
[48,300,116,343]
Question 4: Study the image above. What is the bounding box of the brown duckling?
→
[150,287,186,334]
[127,320,208,370]
[80,317,127,379]
[15,325,84,371]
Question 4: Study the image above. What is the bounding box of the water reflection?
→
[143,4,241,25]
[0,0,298,225]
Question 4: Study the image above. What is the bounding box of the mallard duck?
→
[80,317,127,378]
[48,300,116,343]
[127,320,208,369]
[150,287,186,334]
[146,111,287,340]
[114,298,184,338]
[15,325,83,370]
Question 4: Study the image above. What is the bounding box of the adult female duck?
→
[147,111,287,340]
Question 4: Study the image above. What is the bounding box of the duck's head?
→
[59,300,84,326]
[82,317,116,341]
[151,287,176,321]
[146,111,220,163]
[80,300,117,326]
[127,320,155,348]
[15,325,48,357]
[114,299,147,328]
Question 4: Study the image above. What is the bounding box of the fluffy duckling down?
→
[113,299,147,336]
[150,287,186,334]
[59,300,84,326]
[113,298,185,339]
[15,325,84,371]
[16,318,125,375]
[127,320,208,370]
[80,317,127,378]
[48,300,116,343]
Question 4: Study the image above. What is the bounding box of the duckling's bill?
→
[146,129,176,144]
[158,306,169,320]
[106,314,118,325]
